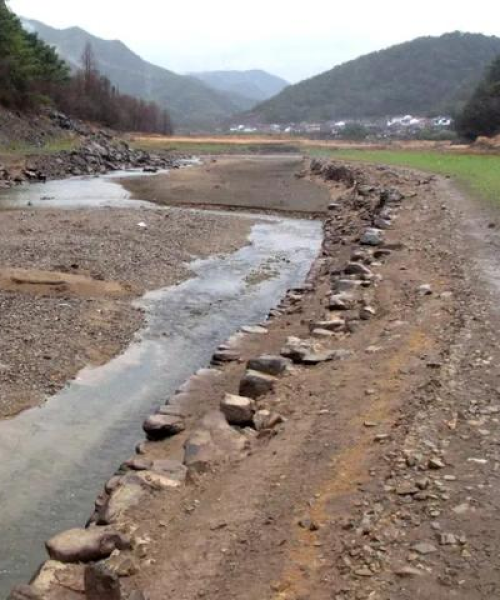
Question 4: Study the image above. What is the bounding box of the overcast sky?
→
[9,0,500,83]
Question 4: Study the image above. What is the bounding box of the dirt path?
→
[11,158,500,600]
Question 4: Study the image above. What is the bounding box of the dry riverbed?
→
[0,205,253,417]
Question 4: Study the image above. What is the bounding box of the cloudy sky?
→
[9,0,500,82]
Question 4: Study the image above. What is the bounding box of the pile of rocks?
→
[0,114,179,189]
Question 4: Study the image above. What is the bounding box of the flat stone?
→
[211,349,241,364]
[395,566,423,578]
[412,542,438,555]
[220,393,256,425]
[241,325,268,335]
[46,528,130,563]
[344,262,373,277]
[239,370,277,399]
[300,352,337,365]
[329,293,357,311]
[312,328,335,338]
[126,470,183,490]
[247,355,292,376]
[313,318,346,332]
[143,414,186,441]
[333,279,363,293]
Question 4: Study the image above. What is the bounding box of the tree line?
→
[0,0,173,134]
[455,55,500,140]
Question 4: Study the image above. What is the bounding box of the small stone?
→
[412,542,438,555]
[247,355,292,376]
[439,533,458,546]
[428,457,445,470]
[360,306,377,321]
[220,394,256,426]
[142,414,185,441]
[360,228,384,246]
[395,566,423,578]
[418,284,433,296]
[241,325,268,335]
[329,293,356,311]
[239,370,277,399]
[45,528,131,563]
[396,482,419,496]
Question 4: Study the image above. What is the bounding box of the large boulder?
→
[247,355,292,377]
[45,528,130,564]
[239,370,277,399]
[220,394,256,426]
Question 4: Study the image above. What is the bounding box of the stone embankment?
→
[9,158,415,600]
[0,111,177,190]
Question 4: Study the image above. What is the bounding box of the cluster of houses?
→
[227,115,454,139]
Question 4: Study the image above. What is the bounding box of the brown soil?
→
[122,155,331,214]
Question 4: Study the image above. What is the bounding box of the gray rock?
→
[46,528,130,563]
[241,325,268,335]
[247,355,292,376]
[143,414,185,441]
[211,349,241,364]
[360,228,384,246]
[239,370,277,399]
[220,394,256,425]
[344,262,373,277]
[360,306,377,320]
[412,542,438,555]
[333,279,363,293]
[329,293,356,311]
[98,483,145,525]
[85,563,122,600]
[313,318,346,332]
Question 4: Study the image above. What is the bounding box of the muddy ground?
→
[18,156,500,600]
[122,155,331,214]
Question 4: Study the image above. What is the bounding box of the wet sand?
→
[122,155,331,214]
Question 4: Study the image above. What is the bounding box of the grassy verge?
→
[307,147,500,204]
[0,136,79,157]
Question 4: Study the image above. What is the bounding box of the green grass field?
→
[0,136,78,157]
[308,147,500,205]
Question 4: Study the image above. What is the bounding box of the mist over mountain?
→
[22,18,284,130]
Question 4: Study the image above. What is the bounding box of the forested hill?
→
[22,18,247,130]
[249,32,500,123]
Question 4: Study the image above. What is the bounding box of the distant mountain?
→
[22,18,244,130]
[249,32,500,123]
[189,70,289,105]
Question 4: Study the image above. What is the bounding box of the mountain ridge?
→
[249,32,500,123]
[22,18,279,130]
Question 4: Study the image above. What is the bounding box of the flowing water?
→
[0,173,322,595]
